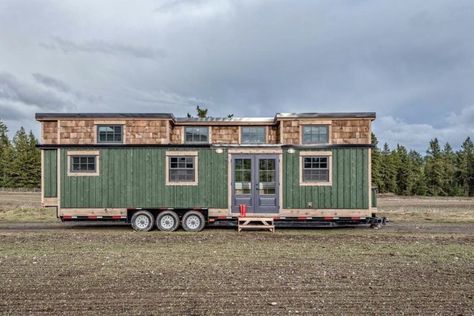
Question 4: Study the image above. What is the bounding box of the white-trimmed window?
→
[241,127,266,144]
[184,127,209,143]
[97,125,123,143]
[299,151,332,186]
[302,125,329,144]
[165,151,198,185]
[67,151,100,176]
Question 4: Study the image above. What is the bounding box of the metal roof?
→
[276,112,376,119]
[36,112,376,121]
[175,117,274,122]
[175,117,275,124]
[35,113,175,120]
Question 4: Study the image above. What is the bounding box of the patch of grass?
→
[0,192,57,222]
[378,196,474,223]
[0,208,58,222]
[378,207,474,223]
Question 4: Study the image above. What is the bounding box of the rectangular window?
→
[97,125,123,143]
[67,150,100,176]
[184,127,208,143]
[70,156,96,173]
[241,127,266,144]
[169,156,196,182]
[302,125,329,144]
[302,156,329,182]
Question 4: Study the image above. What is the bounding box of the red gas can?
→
[239,204,247,217]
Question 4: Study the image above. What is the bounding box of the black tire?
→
[156,211,179,232]
[131,210,154,232]
[181,211,205,232]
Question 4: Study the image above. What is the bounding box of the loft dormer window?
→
[302,125,329,144]
[241,127,266,144]
[97,125,123,143]
[184,127,209,143]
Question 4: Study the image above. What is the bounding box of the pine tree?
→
[457,137,474,196]
[0,121,12,187]
[371,133,383,191]
[442,143,460,195]
[379,143,397,193]
[10,127,34,188]
[394,145,413,195]
[408,150,427,195]
[27,131,41,188]
[425,138,445,195]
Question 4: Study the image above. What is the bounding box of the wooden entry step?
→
[237,217,275,233]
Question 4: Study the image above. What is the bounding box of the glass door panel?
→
[234,158,252,195]
[258,159,276,195]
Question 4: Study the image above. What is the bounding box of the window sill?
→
[165,181,198,186]
[67,172,100,177]
[299,181,332,186]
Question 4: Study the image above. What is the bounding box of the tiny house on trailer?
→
[36,112,381,232]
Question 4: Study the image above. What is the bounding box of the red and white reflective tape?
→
[298,216,312,220]
[62,215,126,220]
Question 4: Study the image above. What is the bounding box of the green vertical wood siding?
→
[54,146,368,210]
[283,148,369,209]
[43,149,57,198]
[60,147,228,208]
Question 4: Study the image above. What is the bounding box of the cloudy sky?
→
[0,0,473,151]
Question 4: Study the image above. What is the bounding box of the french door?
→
[231,155,279,213]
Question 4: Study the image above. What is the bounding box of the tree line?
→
[371,134,474,196]
[0,119,472,196]
[0,121,40,188]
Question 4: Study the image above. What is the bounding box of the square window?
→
[302,156,330,183]
[302,125,329,144]
[168,156,196,183]
[97,125,123,144]
[241,127,266,144]
[184,127,208,143]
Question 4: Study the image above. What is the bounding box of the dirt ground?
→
[0,193,473,315]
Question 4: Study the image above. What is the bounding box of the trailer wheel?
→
[182,211,205,232]
[131,210,154,232]
[156,211,179,232]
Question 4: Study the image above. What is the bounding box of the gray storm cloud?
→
[40,37,167,60]
[0,0,472,150]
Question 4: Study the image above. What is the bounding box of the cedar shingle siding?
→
[39,114,373,145]
[42,121,58,144]
[212,126,239,144]
[60,120,95,144]
[332,119,371,144]
[125,120,168,144]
